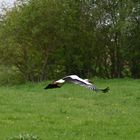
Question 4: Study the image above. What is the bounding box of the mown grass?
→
[0,79,140,140]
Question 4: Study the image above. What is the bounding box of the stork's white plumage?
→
[44,75,109,93]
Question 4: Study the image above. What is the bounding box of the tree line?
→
[0,0,140,82]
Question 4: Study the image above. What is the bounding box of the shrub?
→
[0,66,25,85]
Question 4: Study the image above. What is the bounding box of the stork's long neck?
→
[54,79,65,84]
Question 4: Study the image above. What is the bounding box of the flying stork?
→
[44,75,109,93]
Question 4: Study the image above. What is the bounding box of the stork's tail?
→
[95,87,110,93]
[101,87,110,93]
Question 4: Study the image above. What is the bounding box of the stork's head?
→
[44,83,60,89]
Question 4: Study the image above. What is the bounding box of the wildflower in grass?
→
[7,133,40,140]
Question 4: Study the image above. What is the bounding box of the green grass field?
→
[0,79,140,140]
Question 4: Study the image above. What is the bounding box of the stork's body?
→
[45,75,109,93]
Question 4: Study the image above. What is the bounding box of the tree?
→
[0,0,140,83]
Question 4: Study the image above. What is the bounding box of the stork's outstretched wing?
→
[63,75,109,93]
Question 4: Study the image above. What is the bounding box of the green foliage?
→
[0,0,140,82]
[0,66,25,85]
[0,79,140,139]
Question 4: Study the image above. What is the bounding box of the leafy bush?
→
[0,66,25,85]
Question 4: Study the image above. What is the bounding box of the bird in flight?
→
[44,75,109,93]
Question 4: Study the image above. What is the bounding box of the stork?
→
[44,75,109,93]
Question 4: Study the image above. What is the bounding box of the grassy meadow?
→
[0,79,140,140]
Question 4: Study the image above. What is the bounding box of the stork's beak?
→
[44,84,52,89]
[44,87,48,89]
[44,86,49,89]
